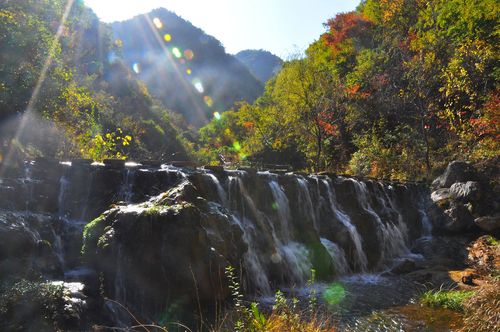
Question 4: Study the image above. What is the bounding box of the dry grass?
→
[460,279,500,332]
[252,312,335,332]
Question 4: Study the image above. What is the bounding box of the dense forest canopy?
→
[0,0,498,180]
[198,0,499,179]
[0,0,193,164]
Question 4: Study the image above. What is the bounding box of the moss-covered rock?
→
[82,180,247,320]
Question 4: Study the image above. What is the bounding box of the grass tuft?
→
[420,288,474,312]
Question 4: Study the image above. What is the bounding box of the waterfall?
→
[22,161,34,211]
[320,238,350,276]
[296,177,319,231]
[119,168,136,203]
[1,160,432,321]
[281,242,312,283]
[268,180,292,242]
[205,173,228,206]
[58,170,70,218]
[350,179,411,265]
[322,179,368,272]
[217,173,272,294]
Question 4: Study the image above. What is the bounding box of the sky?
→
[84,0,360,57]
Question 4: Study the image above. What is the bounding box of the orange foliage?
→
[323,12,374,55]
[242,121,254,130]
[470,91,500,138]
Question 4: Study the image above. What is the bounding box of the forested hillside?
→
[0,0,193,164]
[235,49,283,83]
[112,8,264,127]
[199,0,499,180]
[0,0,497,181]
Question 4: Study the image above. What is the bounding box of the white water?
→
[205,173,228,206]
[268,180,292,242]
[119,169,135,202]
[321,238,350,275]
[281,242,312,283]
[296,177,319,231]
[322,179,368,272]
[350,179,411,266]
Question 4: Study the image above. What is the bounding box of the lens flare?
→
[323,283,346,306]
[186,68,192,75]
[192,79,204,93]
[163,34,172,42]
[153,17,163,29]
[203,95,213,107]
[179,58,186,64]
[184,49,194,60]
[172,47,182,59]
[132,63,141,74]
[213,112,221,120]
[108,52,118,64]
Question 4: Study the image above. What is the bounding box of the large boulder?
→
[82,180,248,320]
[0,212,62,281]
[474,215,500,232]
[449,181,481,203]
[431,188,452,203]
[427,201,475,233]
[432,161,477,189]
[428,161,499,234]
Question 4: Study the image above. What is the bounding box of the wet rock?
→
[103,159,126,169]
[449,181,481,202]
[0,212,63,281]
[474,215,500,232]
[390,259,418,274]
[83,181,247,319]
[432,161,477,189]
[431,188,452,203]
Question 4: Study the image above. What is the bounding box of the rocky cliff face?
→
[0,160,431,327]
[428,160,500,235]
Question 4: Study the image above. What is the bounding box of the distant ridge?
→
[112,8,263,127]
[235,49,283,83]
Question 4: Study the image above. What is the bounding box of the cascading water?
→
[322,179,368,272]
[296,177,319,231]
[1,160,434,328]
[320,238,350,275]
[268,179,292,242]
[22,161,35,211]
[349,179,411,266]
[205,173,228,206]
[119,168,135,203]
[226,174,272,294]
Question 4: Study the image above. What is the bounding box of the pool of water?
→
[257,273,463,331]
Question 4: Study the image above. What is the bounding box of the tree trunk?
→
[421,112,431,178]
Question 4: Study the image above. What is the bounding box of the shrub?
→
[0,280,66,331]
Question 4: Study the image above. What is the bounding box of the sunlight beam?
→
[0,0,76,177]
[143,13,209,124]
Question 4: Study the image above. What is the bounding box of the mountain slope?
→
[112,8,263,127]
[235,50,283,83]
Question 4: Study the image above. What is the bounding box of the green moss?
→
[81,215,106,256]
[144,205,163,217]
[420,289,475,312]
[485,235,499,246]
